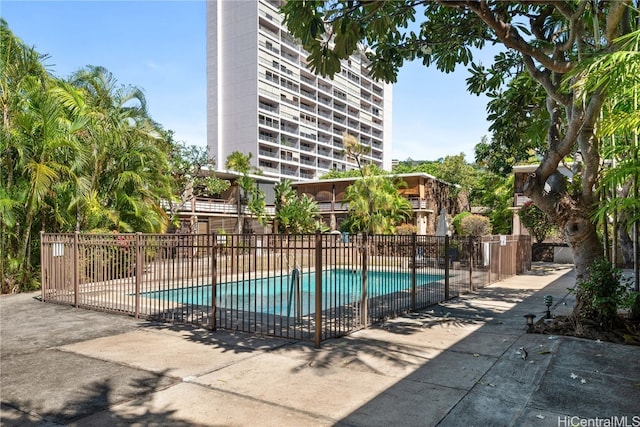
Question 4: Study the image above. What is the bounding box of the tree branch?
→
[556,1,587,53]
[521,54,571,105]
[462,0,574,74]
[579,89,607,200]
[605,0,632,43]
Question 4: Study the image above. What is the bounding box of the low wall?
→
[532,243,573,264]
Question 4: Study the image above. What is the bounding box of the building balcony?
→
[258,23,279,39]
[259,102,278,113]
[300,75,315,85]
[300,103,315,113]
[163,198,236,215]
[318,83,332,94]
[300,171,315,180]
[259,118,280,129]
[408,198,428,210]
[259,149,278,159]
[258,133,278,144]
[280,33,299,49]
[316,201,348,212]
[300,89,316,100]
[514,194,531,207]
[317,110,331,119]
[280,125,299,135]
[300,148,316,156]
[281,168,299,177]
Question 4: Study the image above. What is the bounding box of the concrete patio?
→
[1,263,638,426]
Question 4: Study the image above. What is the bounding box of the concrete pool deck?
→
[1,263,639,426]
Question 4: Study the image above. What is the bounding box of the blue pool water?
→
[141,268,443,316]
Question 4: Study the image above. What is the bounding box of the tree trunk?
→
[618,222,635,267]
[564,215,602,282]
[525,169,604,320]
[552,193,605,322]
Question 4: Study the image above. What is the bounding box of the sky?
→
[1,0,494,163]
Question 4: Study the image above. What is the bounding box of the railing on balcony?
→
[316,201,348,212]
[300,171,315,179]
[409,198,428,210]
[300,103,315,113]
[514,194,531,207]
[171,198,277,216]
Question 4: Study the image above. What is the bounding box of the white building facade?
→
[206,0,393,180]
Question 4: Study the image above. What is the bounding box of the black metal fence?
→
[41,232,531,346]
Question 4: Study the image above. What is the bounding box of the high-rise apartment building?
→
[207,0,392,180]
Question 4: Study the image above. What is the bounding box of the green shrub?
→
[460,214,492,236]
[395,223,417,235]
[571,259,631,327]
[518,201,555,243]
[623,291,640,320]
[452,212,472,235]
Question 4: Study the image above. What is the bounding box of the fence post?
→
[498,237,502,281]
[444,235,450,300]
[135,232,141,319]
[360,233,368,327]
[314,231,323,348]
[74,231,79,308]
[40,231,45,302]
[411,233,417,311]
[487,238,491,285]
[211,232,217,331]
[469,236,474,292]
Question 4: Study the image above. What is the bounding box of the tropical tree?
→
[474,74,549,176]
[576,29,640,272]
[225,151,266,233]
[342,174,413,234]
[273,179,325,234]
[393,154,477,196]
[337,133,413,234]
[1,20,81,290]
[1,21,178,291]
[518,201,556,244]
[281,1,639,320]
[65,65,173,233]
[429,154,478,198]
[393,153,512,233]
[165,135,230,228]
[474,172,514,235]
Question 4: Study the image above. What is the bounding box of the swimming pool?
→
[141,268,444,316]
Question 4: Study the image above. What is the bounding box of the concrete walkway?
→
[1,263,639,426]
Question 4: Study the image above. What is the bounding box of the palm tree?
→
[225,151,265,233]
[68,66,172,232]
[2,23,176,291]
[0,20,48,290]
[343,174,412,234]
[1,63,81,289]
[339,133,412,234]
